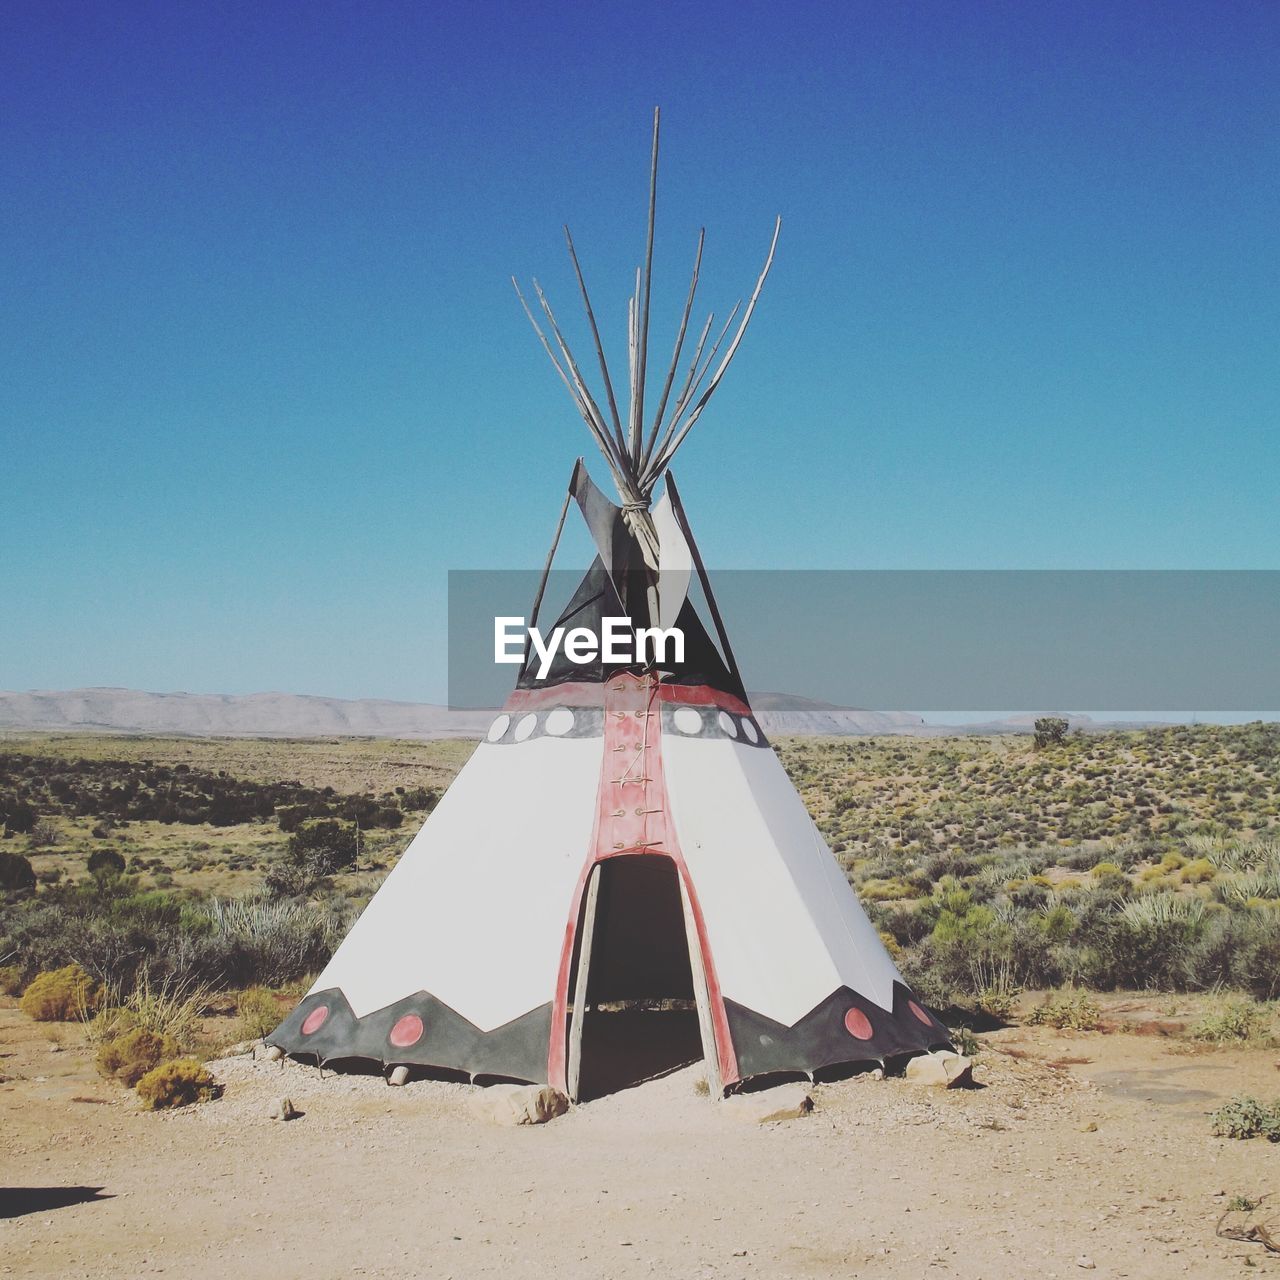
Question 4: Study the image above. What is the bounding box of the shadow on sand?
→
[1,1186,115,1219]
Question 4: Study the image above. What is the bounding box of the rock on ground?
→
[470,1083,569,1126]
[904,1050,973,1088]
[722,1084,813,1123]
[267,1096,298,1121]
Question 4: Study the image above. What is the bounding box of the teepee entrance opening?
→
[566,855,708,1101]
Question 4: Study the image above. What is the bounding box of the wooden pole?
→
[646,216,780,484]
[532,279,618,459]
[664,471,745,692]
[566,863,601,1102]
[564,225,626,456]
[630,106,661,467]
[522,472,576,679]
[514,276,627,485]
[645,305,736,483]
[640,228,704,476]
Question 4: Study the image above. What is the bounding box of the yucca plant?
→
[203,895,346,988]
[1117,893,1208,929]
[1217,869,1280,907]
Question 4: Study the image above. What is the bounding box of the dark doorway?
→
[568,855,705,1100]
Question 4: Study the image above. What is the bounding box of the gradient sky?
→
[2,1,1277,702]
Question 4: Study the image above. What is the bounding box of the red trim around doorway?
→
[547,674,740,1092]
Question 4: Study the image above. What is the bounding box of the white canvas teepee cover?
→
[269,108,949,1093]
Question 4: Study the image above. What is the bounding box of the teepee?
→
[268,111,949,1098]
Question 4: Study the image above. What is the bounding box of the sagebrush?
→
[135,1058,217,1110]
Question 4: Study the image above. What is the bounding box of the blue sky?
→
[2,1,1277,702]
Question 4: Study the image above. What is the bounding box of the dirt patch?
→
[1130,1020,1189,1037]
[4,1003,1280,1278]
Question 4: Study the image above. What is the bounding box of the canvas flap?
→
[651,485,692,632]
[569,461,631,598]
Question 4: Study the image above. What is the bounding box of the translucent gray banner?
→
[447,570,1280,714]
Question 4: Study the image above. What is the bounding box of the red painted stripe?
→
[546,849,597,1093]
[546,671,740,1092]
[671,864,740,1087]
[503,680,754,719]
[656,684,753,718]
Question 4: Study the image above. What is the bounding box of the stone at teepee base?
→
[387,1065,410,1087]
[722,1084,813,1124]
[904,1050,973,1089]
[264,1045,285,1062]
[267,1097,298,1121]
[470,1083,569,1126]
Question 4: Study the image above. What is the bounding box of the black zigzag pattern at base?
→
[268,988,551,1084]
[725,981,952,1080]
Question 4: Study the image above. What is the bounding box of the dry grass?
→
[0,732,474,792]
[3,732,474,899]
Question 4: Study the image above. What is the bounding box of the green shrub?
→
[30,818,61,847]
[236,986,282,1039]
[96,1026,180,1087]
[19,963,98,1021]
[860,878,916,902]
[1186,910,1280,999]
[1209,1095,1280,1141]
[0,880,346,996]
[975,984,1019,1021]
[135,1058,216,1110]
[0,963,24,995]
[1083,896,1211,989]
[1091,868,1131,894]
[877,929,902,960]
[2,798,37,835]
[1180,858,1216,884]
[1039,903,1075,942]
[204,897,346,987]
[1033,717,1068,749]
[1027,990,1101,1030]
[1058,845,1106,872]
[286,819,356,875]
[1191,999,1271,1044]
[87,848,127,878]
[0,851,36,892]
[262,860,319,898]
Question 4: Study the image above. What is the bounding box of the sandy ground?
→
[2,1003,1278,1279]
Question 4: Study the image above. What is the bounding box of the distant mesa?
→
[0,687,492,740]
[0,688,1154,739]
